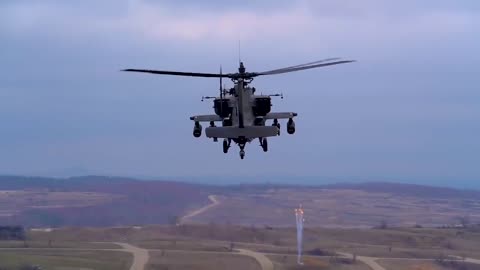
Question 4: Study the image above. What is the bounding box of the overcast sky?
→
[1,0,479,187]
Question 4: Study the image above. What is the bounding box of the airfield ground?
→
[1,224,480,270]
[1,181,480,269]
[0,248,132,270]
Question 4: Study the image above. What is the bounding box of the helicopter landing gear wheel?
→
[240,149,245,159]
[239,142,246,159]
[272,119,280,136]
[263,138,268,152]
[260,138,268,152]
[223,139,229,153]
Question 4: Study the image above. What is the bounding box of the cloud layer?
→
[2,0,478,45]
[0,1,479,186]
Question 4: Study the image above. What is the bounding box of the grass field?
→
[133,239,231,252]
[7,224,479,270]
[147,250,260,270]
[0,240,120,249]
[0,249,132,270]
[377,259,480,270]
[28,225,480,259]
[267,254,370,270]
[192,187,480,227]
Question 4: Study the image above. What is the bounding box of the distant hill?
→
[0,175,211,227]
[221,181,480,199]
[323,182,480,199]
[195,182,480,227]
[0,176,478,227]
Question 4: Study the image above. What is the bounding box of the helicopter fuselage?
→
[190,77,297,159]
[124,58,354,159]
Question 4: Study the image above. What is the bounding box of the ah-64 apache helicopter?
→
[123,58,354,159]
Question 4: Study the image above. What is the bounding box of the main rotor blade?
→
[258,60,355,76]
[259,58,341,74]
[122,69,230,78]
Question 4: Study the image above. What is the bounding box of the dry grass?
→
[268,254,370,270]
[26,224,480,259]
[0,240,120,249]
[133,239,230,252]
[377,259,480,270]
[146,250,260,270]
[0,249,132,270]
[191,187,480,227]
[0,190,119,215]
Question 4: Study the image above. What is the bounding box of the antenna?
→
[238,40,241,64]
[220,65,223,117]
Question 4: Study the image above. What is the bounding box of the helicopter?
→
[123,58,354,159]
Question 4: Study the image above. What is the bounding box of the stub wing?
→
[264,112,298,119]
[190,114,222,122]
[205,126,279,139]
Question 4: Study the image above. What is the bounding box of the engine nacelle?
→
[252,97,272,117]
[213,98,232,118]
[287,118,295,134]
[193,122,202,137]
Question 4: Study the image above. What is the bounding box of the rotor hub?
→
[238,62,246,74]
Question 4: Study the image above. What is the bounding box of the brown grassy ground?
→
[0,176,211,227]
[267,254,370,270]
[0,240,120,249]
[27,225,480,259]
[191,188,480,227]
[0,190,120,216]
[147,250,260,270]
[0,249,132,270]
[377,259,480,270]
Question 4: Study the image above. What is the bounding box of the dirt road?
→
[466,258,480,264]
[357,256,385,270]
[180,195,219,223]
[114,242,149,270]
[338,252,385,270]
[237,248,274,270]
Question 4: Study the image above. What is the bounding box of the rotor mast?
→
[237,62,246,128]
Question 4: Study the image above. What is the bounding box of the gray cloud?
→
[2,1,478,46]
